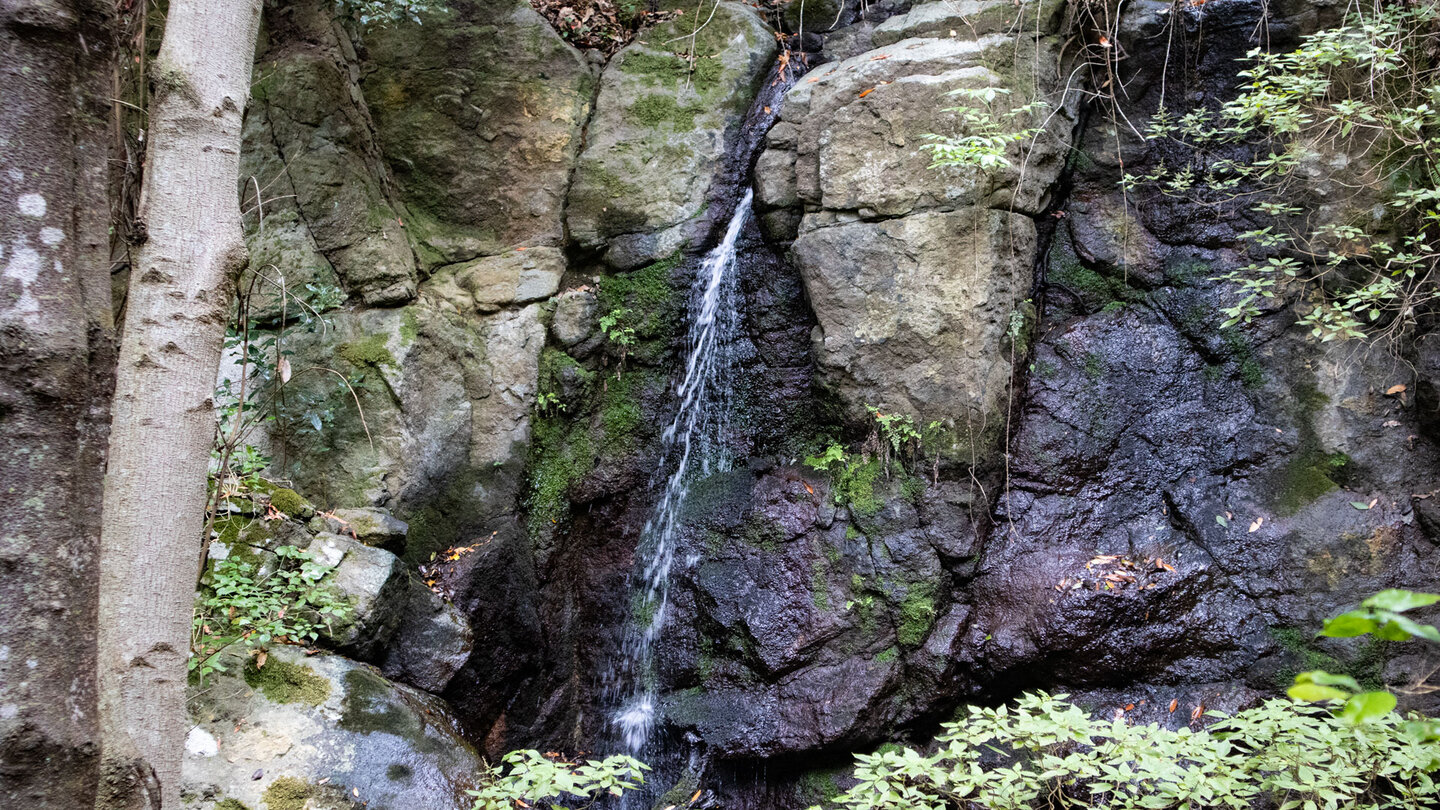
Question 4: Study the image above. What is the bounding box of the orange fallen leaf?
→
[1124,703,1134,711]
[858,87,875,98]
[803,481,814,495]
[1191,703,1204,721]
[690,789,703,803]
[869,54,890,60]
[1386,384,1407,395]
[1168,698,1178,712]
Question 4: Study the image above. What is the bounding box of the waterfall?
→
[610,190,755,754]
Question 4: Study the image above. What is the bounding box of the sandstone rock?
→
[550,288,598,346]
[245,2,418,308]
[252,299,544,562]
[567,1,777,267]
[183,647,479,810]
[359,0,594,266]
[425,247,565,314]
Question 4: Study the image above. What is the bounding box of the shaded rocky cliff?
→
[189,0,1440,806]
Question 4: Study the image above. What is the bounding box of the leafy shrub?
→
[469,749,648,810]
[1132,3,1440,342]
[1289,589,1440,739]
[813,692,1440,810]
[190,546,350,683]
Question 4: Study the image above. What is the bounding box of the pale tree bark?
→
[0,1,116,808]
[96,2,263,807]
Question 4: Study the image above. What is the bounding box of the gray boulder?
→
[567,1,778,267]
[311,532,407,661]
[381,576,475,694]
[183,647,479,810]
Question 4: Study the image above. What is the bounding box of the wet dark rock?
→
[381,575,475,694]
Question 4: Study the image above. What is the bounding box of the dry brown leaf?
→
[1168,698,1178,712]
[1386,384,1408,395]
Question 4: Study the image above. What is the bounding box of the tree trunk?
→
[95,2,263,807]
[0,2,116,808]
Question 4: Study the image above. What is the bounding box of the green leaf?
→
[1349,501,1371,510]
[1294,670,1361,691]
[1361,589,1440,613]
[1318,613,1378,638]
[1339,691,1396,723]
[1287,682,1351,702]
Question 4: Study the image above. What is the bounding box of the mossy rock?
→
[244,657,332,707]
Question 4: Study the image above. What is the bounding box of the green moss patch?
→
[244,657,331,707]
[215,799,252,810]
[628,93,706,130]
[336,334,396,368]
[267,487,309,517]
[261,777,311,810]
[897,583,937,647]
[619,51,723,94]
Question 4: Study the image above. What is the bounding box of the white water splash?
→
[611,190,754,753]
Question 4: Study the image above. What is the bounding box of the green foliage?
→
[469,750,648,810]
[335,0,442,25]
[537,391,566,415]
[812,692,1440,810]
[1289,589,1440,738]
[191,546,350,684]
[1134,4,1440,342]
[922,87,1049,171]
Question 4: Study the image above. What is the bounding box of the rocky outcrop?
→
[567,0,778,267]
[182,648,480,810]
[358,0,594,266]
[756,0,1075,462]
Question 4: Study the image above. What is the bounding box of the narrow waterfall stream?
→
[611,190,754,754]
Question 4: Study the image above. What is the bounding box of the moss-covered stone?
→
[261,777,311,810]
[596,253,682,362]
[795,769,844,805]
[627,94,706,129]
[267,487,310,518]
[897,583,936,646]
[243,657,331,707]
[336,334,396,368]
[1269,626,1388,692]
[618,51,723,94]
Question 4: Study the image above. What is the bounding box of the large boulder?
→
[183,647,480,810]
[311,533,408,661]
[381,576,475,694]
[791,208,1033,460]
[756,0,1076,460]
[358,0,594,266]
[249,296,545,562]
[566,1,778,268]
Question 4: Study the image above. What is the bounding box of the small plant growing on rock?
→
[922,86,1049,171]
[1288,588,1440,739]
[190,545,350,684]
[598,306,638,376]
[469,749,648,810]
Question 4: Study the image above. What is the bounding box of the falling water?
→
[609,190,755,754]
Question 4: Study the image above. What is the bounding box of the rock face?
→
[358,0,594,266]
[567,0,778,267]
[220,0,1440,806]
[182,648,480,810]
[756,0,1075,460]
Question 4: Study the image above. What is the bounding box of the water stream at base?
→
[609,189,754,754]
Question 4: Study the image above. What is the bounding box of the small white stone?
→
[39,227,64,246]
[185,727,220,758]
[17,193,46,218]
